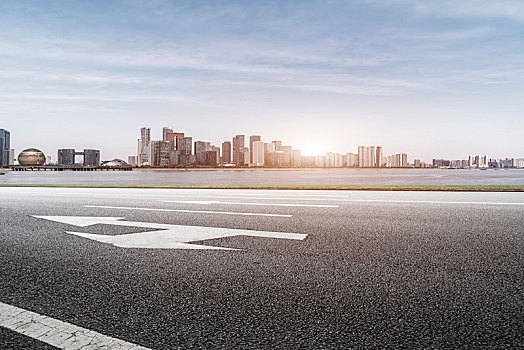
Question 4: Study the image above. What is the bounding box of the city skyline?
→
[1,1,523,160]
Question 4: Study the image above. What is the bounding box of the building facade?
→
[232,135,245,166]
[221,141,231,164]
[0,129,10,166]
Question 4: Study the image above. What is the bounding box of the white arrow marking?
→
[33,216,307,250]
[164,200,338,208]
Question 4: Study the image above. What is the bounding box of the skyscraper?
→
[376,146,383,168]
[83,149,101,166]
[221,141,231,164]
[358,146,376,167]
[139,127,151,165]
[9,149,15,166]
[251,140,264,166]
[178,137,192,155]
[165,132,185,151]
[162,127,173,141]
[194,141,211,165]
[0,129,11,166]
[249,135,261,164]
[232,135,245,166]
[150,141,170,166]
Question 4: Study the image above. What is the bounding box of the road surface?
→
[0,187,523,349]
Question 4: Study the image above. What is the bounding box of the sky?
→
[1,0,523,161]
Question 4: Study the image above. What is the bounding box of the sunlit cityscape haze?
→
[2,1,524,161]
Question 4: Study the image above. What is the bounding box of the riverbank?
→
[1,184,523,192]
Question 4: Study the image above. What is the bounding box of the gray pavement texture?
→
[0,187,523,349]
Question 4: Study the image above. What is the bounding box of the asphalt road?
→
[0,187,523,349]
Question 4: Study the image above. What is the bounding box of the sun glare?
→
[301,143,327,156]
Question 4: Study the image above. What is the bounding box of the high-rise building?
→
[58,149,76,165]
[221,141,231,164]
[292,149,302,167]
[194,141,211,165]
[178,137,192,156]
[0,129,10,166]
[165,132,185,151]
[358,146,376,167]
[249,136,261,164]
[251,141,264,166]
[162,127,173,141]
[138,127,151,165]
[346,152,358,167]
[232,135,245,166]
[272,140,282,151]
[149,141,170,166]
[335,153,344,167]
[326,152,335,167]
[46,155,52,165]
[83,149,100,166]
[376,146,383,168]
[128,156,137,166]
[9,149,15,166]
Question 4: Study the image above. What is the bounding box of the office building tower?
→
[292,149,302,167]
[358,146,376,167]
[232,135,245,166]
[46,155,52,165]
[281,145,292,167]
[0,129,10,166]
[139,127,151,165]
[251,141,264,166]
[335,153,344,167]
[315,155,326,167]
[376,146,383,168]
[346,152,358,167]
[414,159,421,168]
[194,141,211,165]
[243,147,250,166]
[272,140,282,151]
[326,152,335,167]
[83,149,101,166]
[249,136,261,164]
[162,127,173,141]
[149,141,170,166]
[221,141,231,164]
[9,149,15,165]
[128,156,137,166]
[58,149,76,165]
[176,137,191,156]
[264,143,275,153]
[165,132,185,151]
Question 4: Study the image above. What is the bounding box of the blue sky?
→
[1,0,523,160]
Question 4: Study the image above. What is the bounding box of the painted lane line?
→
[340,199,524,206]
[0,302,149,350]
[163,200,338,208]
[33,216,308,250]
[85,205,292,217]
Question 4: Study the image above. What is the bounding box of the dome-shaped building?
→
[18,148,46,166]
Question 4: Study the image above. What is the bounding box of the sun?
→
[300,143,327,156]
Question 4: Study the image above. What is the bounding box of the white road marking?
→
[163,200,338,208]
[85,205,292,217]
[340,199,524,206]
[33,216,308,250]
[0,301,149,350]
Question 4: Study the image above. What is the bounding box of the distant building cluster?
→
[432,155,524,169]
[131,127,415,168]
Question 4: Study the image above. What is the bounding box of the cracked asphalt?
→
[0,187,523,349]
